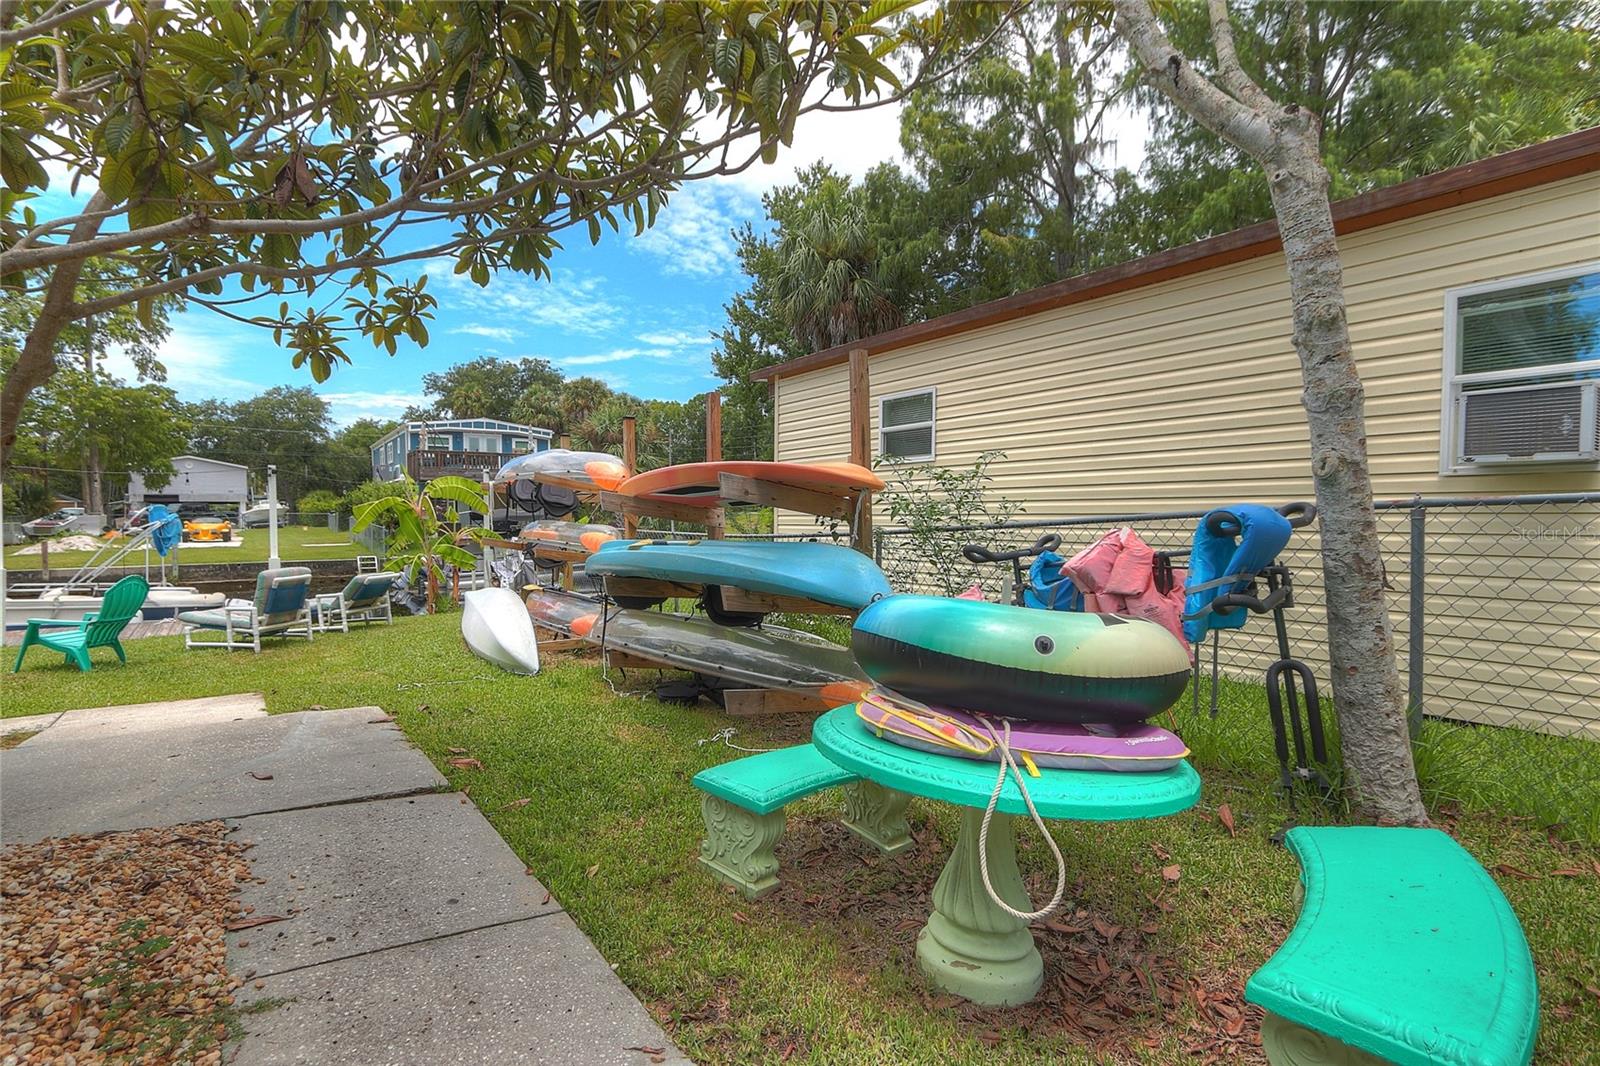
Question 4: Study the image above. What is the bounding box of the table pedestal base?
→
[915,808,1043,1006]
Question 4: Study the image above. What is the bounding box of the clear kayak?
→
[525,588,866,695]
[496,448,629,493]
[518,519,623,556]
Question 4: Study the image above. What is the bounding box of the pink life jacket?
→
[1064,528,1190,656]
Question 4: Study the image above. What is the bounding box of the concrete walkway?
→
[0,696,688,1065]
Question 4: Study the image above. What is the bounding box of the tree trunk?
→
[1112,0,1426,824]
[86,439,104,515]
[0,192,111,471]
[1264,126,1425,823]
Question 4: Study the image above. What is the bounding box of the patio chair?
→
[309,571,400,632]
[11,574,149,672]
[179,566,314,652]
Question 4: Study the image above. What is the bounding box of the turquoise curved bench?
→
[1247,827,1538,1066]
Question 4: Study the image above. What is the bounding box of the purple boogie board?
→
[856,695,1188,773]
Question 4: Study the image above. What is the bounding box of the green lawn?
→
[3,614,1597,1064]
[5,524,370,569]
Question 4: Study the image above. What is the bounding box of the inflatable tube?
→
[855,695,1189,772]
[1182,503,1292,644]
[851,595,1190,725]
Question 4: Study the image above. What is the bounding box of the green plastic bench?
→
[1247,827,1538,1066]
[693,743,912,899]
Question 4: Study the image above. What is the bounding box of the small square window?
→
[880,388,936,461]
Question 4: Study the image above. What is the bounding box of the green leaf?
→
[508,55,547,114]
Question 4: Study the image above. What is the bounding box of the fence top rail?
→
[854,492,1600,539]
[1375,492,1600,509]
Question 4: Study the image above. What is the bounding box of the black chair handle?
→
[1204,501,1318,536]
[962,533,1061,566]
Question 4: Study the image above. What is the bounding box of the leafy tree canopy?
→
[0,0,984,455]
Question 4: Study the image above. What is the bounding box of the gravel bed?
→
[1,822,251,1065]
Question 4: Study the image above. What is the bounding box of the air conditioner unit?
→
[1457,380,1598,464]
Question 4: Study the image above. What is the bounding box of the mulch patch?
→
[0,822,252,1065]
[767,816,1268,1062]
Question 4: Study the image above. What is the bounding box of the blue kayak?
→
[586,539,892,611]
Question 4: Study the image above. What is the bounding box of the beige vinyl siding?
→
[773,171,1600,736]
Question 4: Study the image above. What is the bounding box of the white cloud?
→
[635,327,711,348]
[712,97,909,197]
[101,315,260,400]
[630,182,757,278]
[555,346,677,368]
[320,390,426,426]
[434,269,622,337]
[451,323,516,342]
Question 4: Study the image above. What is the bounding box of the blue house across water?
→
[370,418,554,481]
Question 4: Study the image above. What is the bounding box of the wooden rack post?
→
[848,347,873,555]
[706,390,724,540]
[621,415,638,539]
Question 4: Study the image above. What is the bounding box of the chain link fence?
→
[756,493,1600,838]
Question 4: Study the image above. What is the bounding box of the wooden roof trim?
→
[753,125,1600,382]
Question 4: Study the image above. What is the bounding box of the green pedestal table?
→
[811,705,1202,1007]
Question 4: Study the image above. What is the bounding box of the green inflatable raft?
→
[851,595,1190,725]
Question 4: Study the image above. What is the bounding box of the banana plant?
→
[351,474,489,614]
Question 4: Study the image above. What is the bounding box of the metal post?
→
[267,465,281,570]
[481,468,494,584]
[1407,498,1425,738]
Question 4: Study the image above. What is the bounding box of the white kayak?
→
[461,588,541,675]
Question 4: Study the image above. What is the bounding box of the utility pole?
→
[267,465,281,569]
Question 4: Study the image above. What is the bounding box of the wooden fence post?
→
[558,434,571,450]
[848,347,872,555]
[621,415,638,539]
[706,390,724,540]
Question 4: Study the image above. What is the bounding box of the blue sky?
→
[36,103,912,426]
[46,95,1146,427]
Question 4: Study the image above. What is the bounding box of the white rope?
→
[975,716,1069,923]
[696,726,778,753]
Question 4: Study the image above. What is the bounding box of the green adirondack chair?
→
[11,574,150,673]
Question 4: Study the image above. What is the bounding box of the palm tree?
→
[772,184,903,353]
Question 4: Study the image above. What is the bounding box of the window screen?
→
[880,389,935,460]
[1445,267,1600,469]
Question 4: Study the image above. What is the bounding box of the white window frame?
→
[878,386,937,463]
[1439,260,1600,475]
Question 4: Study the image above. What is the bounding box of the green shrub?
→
[296,489,343,515]
[340,479,408,523]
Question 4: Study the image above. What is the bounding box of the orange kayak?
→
[616,461,883,507]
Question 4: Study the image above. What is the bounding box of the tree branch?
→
[1111,0,1272,158]
[1205,0,1274,110]
[0,0,109,45]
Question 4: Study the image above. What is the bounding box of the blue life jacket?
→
[1182,504,1292,643]
[1024,550,1085,611]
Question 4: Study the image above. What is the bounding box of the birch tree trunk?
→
[1112,0,1426,824]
